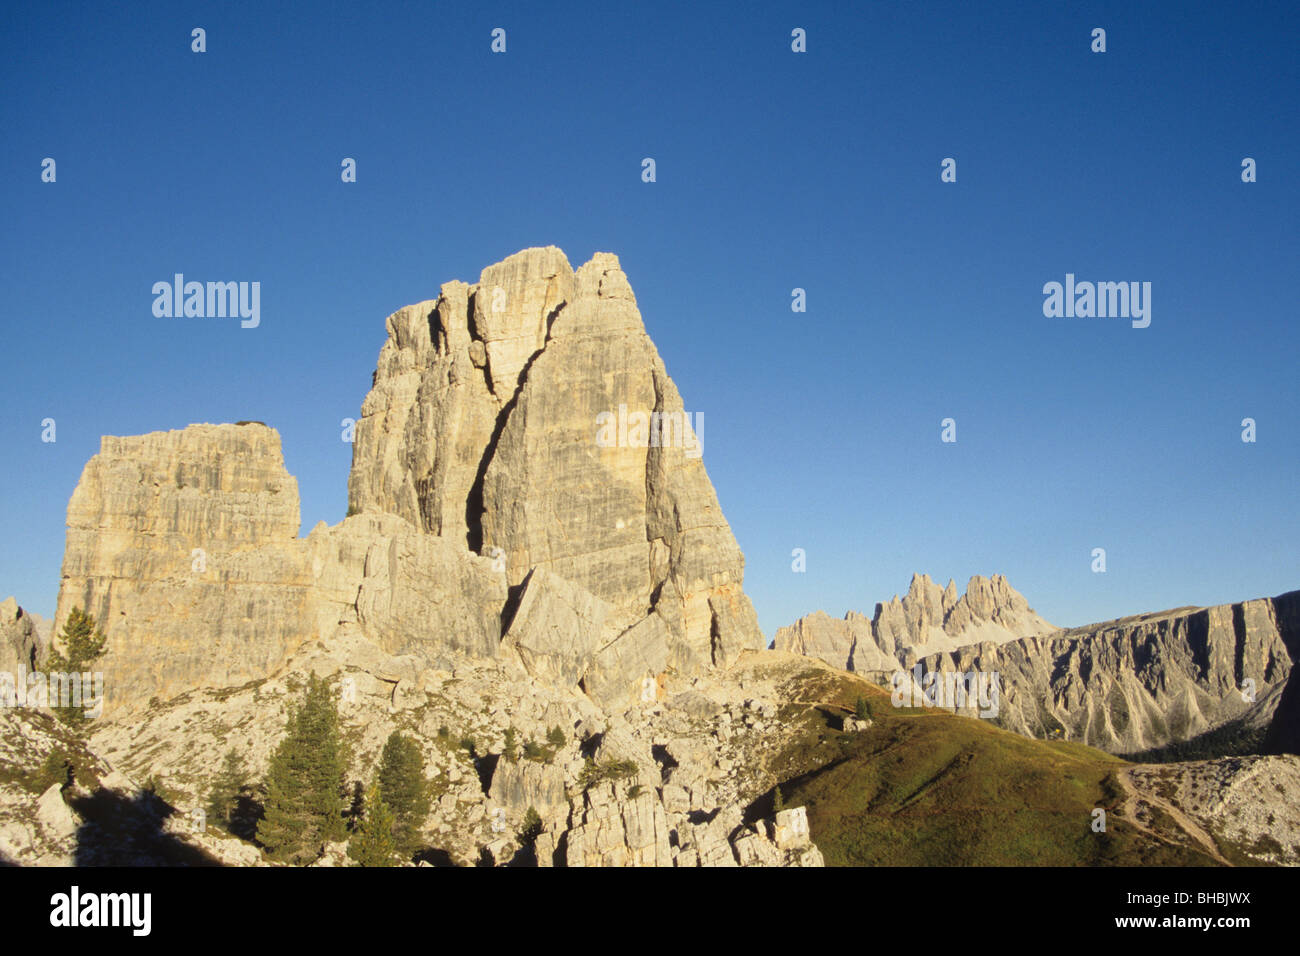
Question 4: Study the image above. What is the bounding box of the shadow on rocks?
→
[68,788,224,866]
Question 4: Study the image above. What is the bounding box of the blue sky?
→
[2,0,1296,635]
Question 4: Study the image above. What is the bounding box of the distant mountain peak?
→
[775,572,1058,673]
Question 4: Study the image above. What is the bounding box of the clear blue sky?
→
[2,1,1296,636]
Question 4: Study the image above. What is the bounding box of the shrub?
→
[517,806,543,848]
[578,758,639,788]
[37,750,74,791]
[522,739,546,762]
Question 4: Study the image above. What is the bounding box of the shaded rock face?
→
[774,573,1055,671]
[52,425,507,715]
[1260,591,1300,756]
[348,247,764,688]
[1264,668,1300,756]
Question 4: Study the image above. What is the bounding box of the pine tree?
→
[773,784,785,813]
[348,782,397,867]
[377,731,430,855]
[206,748,247,830]
[546,725,566,749]
[256,674,347,863]
[503,726,518,763]
[44,608,107,729]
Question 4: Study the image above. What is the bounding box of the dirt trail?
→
[1116,767,1230,865]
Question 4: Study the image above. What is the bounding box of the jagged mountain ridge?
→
[776,575,1299,757]
[774,572,1057,671]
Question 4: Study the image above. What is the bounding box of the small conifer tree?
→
[348,782,397,867]
[377,731,430,855]
[256,674,347,863]
[503,726,518,763]
[45,608,107,728]
[207,748,248,830]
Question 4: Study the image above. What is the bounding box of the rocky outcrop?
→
[775,610,894,673]
[52,424,314,714]
[65,631,826,868]
[774,573,1056,671]
[53,249,764,715]
[499,568,615,690]
[0,706,261,866]
[52,425,508,715]
[553,783,821,867]
[0,598,44,676]
[347,247,764,686]
[1264,592,1300,756]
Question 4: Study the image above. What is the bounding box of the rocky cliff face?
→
[347,248,763,677]
[774,572,1056,671]
[53,424,314,712]
[51,424,509,715]
[1264,667,1300,756]
[52,249,763,717]
[908,593,1298,755]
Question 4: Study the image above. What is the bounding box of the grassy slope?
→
[760,665,1220,866]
